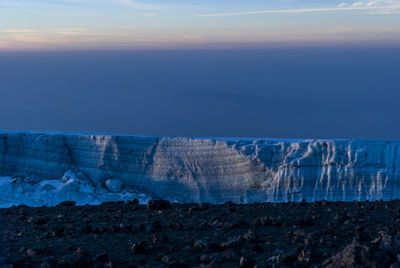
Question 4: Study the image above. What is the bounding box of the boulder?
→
[105,179,123,193]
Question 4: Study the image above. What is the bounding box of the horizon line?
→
[0,40,400,53]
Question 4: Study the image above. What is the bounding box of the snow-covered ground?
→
[0,170,150,208]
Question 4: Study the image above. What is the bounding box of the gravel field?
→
[2,199,400,267]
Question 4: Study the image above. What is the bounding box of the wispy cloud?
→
[1,29,36,33]
[0,27,204,50]
[351,1,365,7]
[0,0,173,10]
[106,0,168,10]
[144,12,157,17]
[0,28,117,50]
[197,1,400,17]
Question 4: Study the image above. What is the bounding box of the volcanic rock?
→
[147,200,171,210]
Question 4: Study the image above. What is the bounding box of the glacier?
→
[1,131,400,207]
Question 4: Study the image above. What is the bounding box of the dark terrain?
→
[2,199,400,267]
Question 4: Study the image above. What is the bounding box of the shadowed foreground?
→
[2,200,400,267]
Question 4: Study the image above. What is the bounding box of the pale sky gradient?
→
[1,0,400,50]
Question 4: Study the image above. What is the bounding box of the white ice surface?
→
[2,132,400,207]
[0,171,150,208]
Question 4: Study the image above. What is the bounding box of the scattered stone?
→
[252,244,264,252]
[82,224,93,234]
[59,201,76,207]
[151,221,163,231]
[92,252,108,263]
[167,261,189,268]
[74,248,89,257]
[57,254,79,266]
[243,229,258,242]
[131,241,148,255]
[0,257,9,265]
[224,201,234,208]
[223,221,241,230]
[224,249,240,262]
[92,226,106,234]
[127,199,139,205]
[391,263,400,268]
[26,249,36,257]
[147,200,171,210]
[4,199,400,267]
[282,251,298,266]
[152,234,169,244]
[259,216,272,226]
[240,256,254,267]
[187,206,198,213]
[322,239,393,268]
[296,216,315,226]
[224,201,236,212]
[40,262,52,268]
[51,226,65,237]
[182,245,192,252]
[221,236,242,248]
[110,224,122,233]
[34,217,48,225]
[193,239,209,249]
[198,254,213,264]
[198,203,209,211]
[299,199,307,206]
[355,226,369,241]
[207,242,223,253]
[210,253,225,264]
[162,255,170,263]
[263,255,282,267]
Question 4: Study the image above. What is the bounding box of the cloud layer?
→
[0,0,399,50]
[197,0,400,17]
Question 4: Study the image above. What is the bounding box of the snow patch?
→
[0,170,151,208]
[105,179,124,193]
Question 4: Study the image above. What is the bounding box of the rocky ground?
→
[2,199,400,267]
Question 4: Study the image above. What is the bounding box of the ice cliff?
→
[1,131,400,207]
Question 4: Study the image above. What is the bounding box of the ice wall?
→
[1,131,400,204]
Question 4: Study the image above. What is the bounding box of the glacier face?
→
[1,131,400,207]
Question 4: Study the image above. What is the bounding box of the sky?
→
[0,0,400,50]
[0,1,399,139]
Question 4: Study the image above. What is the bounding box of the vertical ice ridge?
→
[237,139,400,202]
